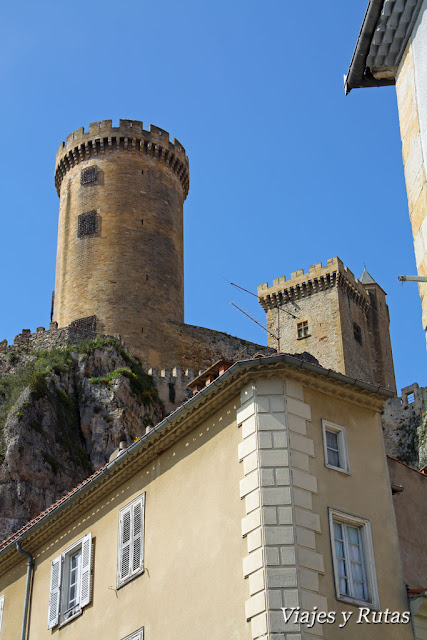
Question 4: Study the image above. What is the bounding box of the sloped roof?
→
[360,267,377,285]
[345,0,424,94]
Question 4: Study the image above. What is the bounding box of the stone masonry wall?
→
[396,41,427,340]
[258,258,395,391]
[237,378,325,639]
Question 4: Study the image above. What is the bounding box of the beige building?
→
[0,353,414,639]
[345,0,427,344]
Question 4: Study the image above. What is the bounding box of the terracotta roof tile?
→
[0,463,108,551]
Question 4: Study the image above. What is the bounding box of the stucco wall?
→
[0,371,413,639]
[304,386,412,639]
[387,456,427,590]
[0,396,251,640]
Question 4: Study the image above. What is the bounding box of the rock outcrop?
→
[382,383,427,469]
[0,336,163,540]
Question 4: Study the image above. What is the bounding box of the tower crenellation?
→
[258,257,370,310]
[55,120,189,197]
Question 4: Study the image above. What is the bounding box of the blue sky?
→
[1,0,425,392]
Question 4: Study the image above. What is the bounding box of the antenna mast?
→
[231,302,280,352]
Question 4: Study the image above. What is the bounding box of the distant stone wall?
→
[0,322,275,415]
[171,321,275,372]
[0,323,104,374]
[146,323,275,413]
[382,383,427,467]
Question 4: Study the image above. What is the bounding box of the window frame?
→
[297,320,309,340]
[117,493,146,589]
[322,420,350,474]
[77,210,99,238]
[80,165,99,185]
[47,532,92,630]
[60,541,83,625]
[328,509,379,610]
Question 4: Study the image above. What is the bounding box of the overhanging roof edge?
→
[345,0,385,94]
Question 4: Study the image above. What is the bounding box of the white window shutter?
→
[0,594,4,632]
[47,555,62,629]
[118,493,145,585]
[80,532,92,608]
[132,495,145,573]
[119,506,132,582]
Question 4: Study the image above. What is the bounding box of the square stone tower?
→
[258,257,396,392]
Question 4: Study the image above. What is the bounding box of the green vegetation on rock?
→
[0,336,161,456]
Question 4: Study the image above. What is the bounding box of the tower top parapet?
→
[54,119,189,198]
[258,257,372,312]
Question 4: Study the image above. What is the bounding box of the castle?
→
[0,117,425,640]
[52,120,273,373]
[48,119,396,404]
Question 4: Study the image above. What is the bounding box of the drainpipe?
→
[16,541,34,640]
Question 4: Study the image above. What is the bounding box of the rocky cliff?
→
[382,384,427,469]
[0,335,163,540]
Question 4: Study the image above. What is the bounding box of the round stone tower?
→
[53,119,189,368]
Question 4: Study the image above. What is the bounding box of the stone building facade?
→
[257,258,396,392]
[345,0,427,344]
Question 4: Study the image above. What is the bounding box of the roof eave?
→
[345,0,387,95]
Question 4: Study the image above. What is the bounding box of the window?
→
[297,320,309,339]
[47,533,92,629]
[322,420,350,474]
[117,493,145,588]
[353,322,362,345]
[80,165,99,185]
[122,628,144,640]
[77,211,100,237]
[0,594,4,632]
[70,315,97,332]
[329,510,379,609]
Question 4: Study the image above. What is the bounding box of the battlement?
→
[258,257,370,311]
[55,119,189,198]
[0,323,114,356]
[147,366,198,414]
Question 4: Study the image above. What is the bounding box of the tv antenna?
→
[229,281,300,319]
[231,302,281,352]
